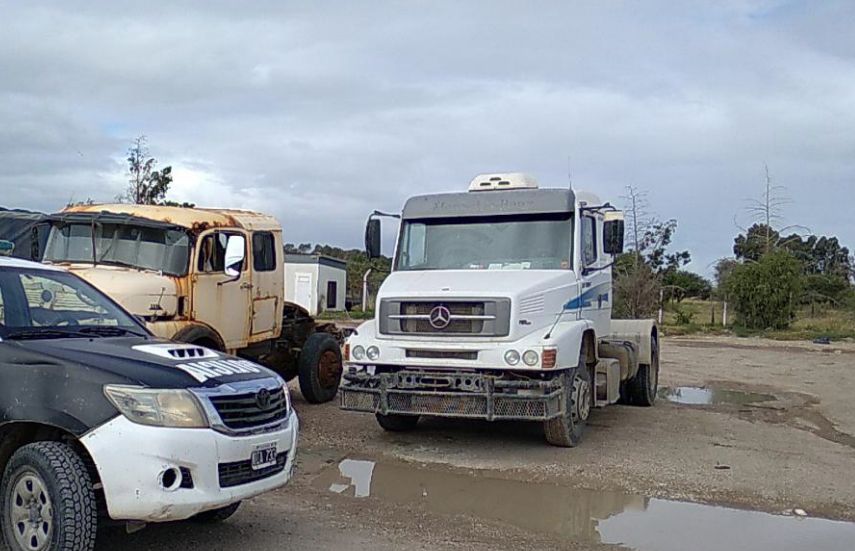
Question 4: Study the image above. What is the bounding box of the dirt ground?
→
[100,336,855,550]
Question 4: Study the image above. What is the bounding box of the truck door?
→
[192,230,252,350]
[250,231,282,339]
[579,213,611,334]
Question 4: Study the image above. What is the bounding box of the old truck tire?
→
[1,442,97,551]
[191,502,241,523]
[627,333,659,407]
[173,324,226,352]
[376,413,420,432]
[544,349,592,448]
[298,332,343,404]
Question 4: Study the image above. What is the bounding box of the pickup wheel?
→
[298,332,343,404]
[375,413,420,432]
[191,502,241,523]
[626,333,659,406]
[544,350,592,448]
[0,442,97,551]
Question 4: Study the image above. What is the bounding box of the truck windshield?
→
[396,213,573,271]
[0,267,145,339]
[43,223,190,276]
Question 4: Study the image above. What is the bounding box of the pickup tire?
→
[375,413,420,432]
[0,442,97,551]
[298,332,343,404]
[626,333,659,407]
[544,349,592,448]
[191,502,241,523]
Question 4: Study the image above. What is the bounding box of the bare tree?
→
[124,136,173,205]
[621,185,654,266]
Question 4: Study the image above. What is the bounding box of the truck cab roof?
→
[59,203,281,233]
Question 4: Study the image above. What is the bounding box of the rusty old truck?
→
[39,204,343,403]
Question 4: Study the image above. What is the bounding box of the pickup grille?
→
[209,387,288,430]
[218,453,288,488]
[379,298,511,337]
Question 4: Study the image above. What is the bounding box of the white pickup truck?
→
[341,173,659,447]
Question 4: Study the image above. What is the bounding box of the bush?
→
[673,307,695,325]
[727,251,803,330]
[613,253,661,319]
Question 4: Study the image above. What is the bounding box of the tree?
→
[734,224,780,262]
[612,253,660,319]
[727,250,803,330]
[662,270,712,301]
[639,219,691,274]
[125,136,174,205]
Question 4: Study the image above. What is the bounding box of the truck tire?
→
[375,413,420,432]
[544,349,592,448]
[0,442,97,551]
[626,333,659,407]
[298,332,343,404]
[173,324,226,352]
[191,502,241,523]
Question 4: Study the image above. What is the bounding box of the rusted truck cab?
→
[41,204,343,403]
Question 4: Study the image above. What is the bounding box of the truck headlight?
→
[522,350,539,366]
[104,385,208,428]
[504,350,521,366]
[352,345,366,360]
[366,346,380,361]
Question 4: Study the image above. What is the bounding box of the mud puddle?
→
[315,458,855,550]
[658,386,776,406]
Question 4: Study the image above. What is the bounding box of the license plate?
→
[251,443,277,470]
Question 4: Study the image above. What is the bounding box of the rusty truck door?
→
[192,229,252,351]
[249,230,282,339]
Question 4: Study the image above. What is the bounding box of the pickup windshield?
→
[43,223,190,276]
[0,267,145,339]
[395,213,573,271]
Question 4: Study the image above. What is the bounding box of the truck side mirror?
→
[224,235,246,278]
[0,240,14,257]
[365,218,381,259]
[603,220,625,255]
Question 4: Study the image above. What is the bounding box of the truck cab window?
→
[252,232,276,272]
[198,233,233,273]
[582,216,597,266]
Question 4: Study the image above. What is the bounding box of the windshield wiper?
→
[3,328,93,341]
[78,326,147,338]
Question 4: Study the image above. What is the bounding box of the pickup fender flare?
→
[0,408,100,438]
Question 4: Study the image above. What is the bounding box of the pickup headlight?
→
[104,385,209,428]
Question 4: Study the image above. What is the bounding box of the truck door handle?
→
[240,282,253,290]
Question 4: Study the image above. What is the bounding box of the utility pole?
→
[362,268,373,312]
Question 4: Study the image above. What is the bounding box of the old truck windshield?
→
[44,223,190,276]
[396,213,573,271]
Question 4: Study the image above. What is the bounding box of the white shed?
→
[283,253,347,316]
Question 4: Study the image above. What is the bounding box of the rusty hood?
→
[63,264,179,318]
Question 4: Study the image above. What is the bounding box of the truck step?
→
[595,358,621,407]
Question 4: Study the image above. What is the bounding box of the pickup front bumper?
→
[340,368,565,421]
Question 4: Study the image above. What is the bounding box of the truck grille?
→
[218,453,288,488]
[379,298,511,337]
[209,387,288,430]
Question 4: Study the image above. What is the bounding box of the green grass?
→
[661,299,855,342]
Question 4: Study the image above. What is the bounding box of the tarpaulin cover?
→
[0,207,50,260]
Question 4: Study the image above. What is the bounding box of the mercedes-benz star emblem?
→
[429,305,452,329]
[256,388,272,409]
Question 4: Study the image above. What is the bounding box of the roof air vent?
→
[468,173,539,192]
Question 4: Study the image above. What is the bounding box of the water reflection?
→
[318,458,855,551]
[658,386,776,406]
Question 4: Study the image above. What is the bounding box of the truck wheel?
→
[0,442,97,551]
[375,413,420,432]
[191,502,241,523]
[298,332,343,404]
[544,350,592,448]
[626,333,659,407]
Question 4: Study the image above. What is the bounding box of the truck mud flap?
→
[340,370,565,422]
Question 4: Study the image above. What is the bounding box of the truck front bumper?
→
[80,410,299,522]
[340,368,565,421]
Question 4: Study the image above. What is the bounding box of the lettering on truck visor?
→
[175,359,264,383]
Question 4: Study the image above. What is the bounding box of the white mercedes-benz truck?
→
[340,173,659,447]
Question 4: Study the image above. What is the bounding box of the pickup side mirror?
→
[603,219,625,255]
[365,218,381,259]
[224,235,246,278]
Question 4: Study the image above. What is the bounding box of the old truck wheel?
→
[0,442,97,551]
[376,413,420,432]
[298,333,343,404]
[544,350,592,448]
[627,333,659,407]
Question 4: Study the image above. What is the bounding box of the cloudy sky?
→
[2,0,853,275]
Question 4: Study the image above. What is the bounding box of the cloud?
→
[1,0,854,275]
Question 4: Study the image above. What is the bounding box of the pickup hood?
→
[61,264,179,318]
[378,270,576,303]
[2,336,278,389]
